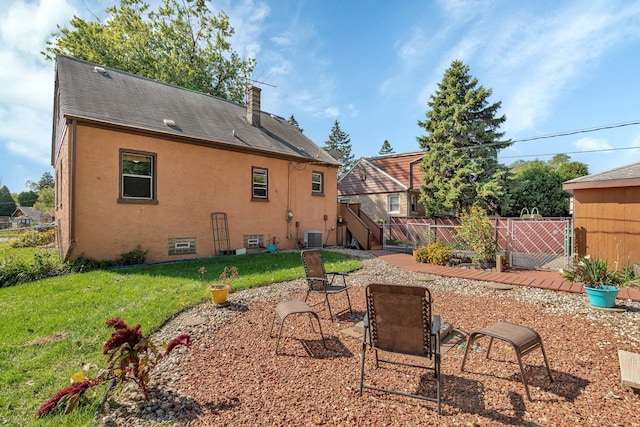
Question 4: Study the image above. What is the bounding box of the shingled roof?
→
[563,161,640,191]
[338,151,425,196]
[53,55,338,165]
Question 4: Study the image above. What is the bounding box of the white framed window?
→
[312,171,324,194]
[252,167,268,200]
[120,151,155,202]
[388,194,400,213]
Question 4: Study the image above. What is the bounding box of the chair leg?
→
[358,340,367,396]
[540,342,554,382]
[269,312,278,338]
[274,319,286,355]
[515,349,532,401]
[324,291,334,321]
[460,334,474,372]
[310,312,327,349]
[345,288,353,315]
[486,336,495,359]
[435,353,441,414]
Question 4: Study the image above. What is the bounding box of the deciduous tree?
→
[43,0,255,103]
[507,155,588,217]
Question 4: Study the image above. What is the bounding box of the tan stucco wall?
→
[58,124,338,262]
[54,125,72,260]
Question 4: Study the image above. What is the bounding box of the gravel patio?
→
[100,251,640,426]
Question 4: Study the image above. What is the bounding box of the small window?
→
[312,171,324,195]
[169,237,196,255]
[410,194,418,213]
[252,167,268,200]
[120,151,156,202]
[388,195,400,213]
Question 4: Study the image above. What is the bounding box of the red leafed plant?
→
[37,317,190,417]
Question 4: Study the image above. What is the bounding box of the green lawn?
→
[0,251,361,426]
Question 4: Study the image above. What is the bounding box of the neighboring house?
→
[338,151,427,222]
[52,55,340,263]
[563,161,640,267]
[11,207,43,227]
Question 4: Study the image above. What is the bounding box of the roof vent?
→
[163,119,176,126]
[93,66,106,74]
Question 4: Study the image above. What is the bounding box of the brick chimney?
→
[246,86,261,127]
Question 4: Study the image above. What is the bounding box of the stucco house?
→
[563,161,640,267]
[338,151,427,222]
[52,55,340,263]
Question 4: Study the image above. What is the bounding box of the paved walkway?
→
[374,251,640,302]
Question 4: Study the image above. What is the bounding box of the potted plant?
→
[560,255,625,308]
[199,266,239,305]
[455,206,499,269]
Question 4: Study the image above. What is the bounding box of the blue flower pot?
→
[584,285,619,308]
[267,244,277,253]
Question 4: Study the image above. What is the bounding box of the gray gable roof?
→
[54,55,338,165]
[563,161,640,191]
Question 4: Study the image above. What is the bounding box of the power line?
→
[453,119,640,156]
[511,120,640,143]
[501,145,640,159]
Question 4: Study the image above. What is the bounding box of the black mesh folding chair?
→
[301,249,352,321]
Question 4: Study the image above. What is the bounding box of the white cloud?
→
[271,34,292,47]
[572,137,613,152]
[0,0,75,54]
[322,107,340,118]
[2,104,51,164]
[491,2,640,133]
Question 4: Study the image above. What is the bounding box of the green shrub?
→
[414,242,452,266]
[414,245,430,263]
[426,241,452,266]
[71,245,149,272]
[0,250,67,288]
[10,228,56,248]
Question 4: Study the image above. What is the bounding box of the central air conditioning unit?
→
[304,231,323,248]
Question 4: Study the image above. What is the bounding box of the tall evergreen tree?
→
[43,0,255,103]
[0,186,17,217]
[288,114,304,133]
[324,120,355,176]
[379,139,394,155]
[417,60,511,216]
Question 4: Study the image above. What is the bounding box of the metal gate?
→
[507,218,572,270]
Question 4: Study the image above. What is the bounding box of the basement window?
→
[244,235,264,248]
[169,237,196,255]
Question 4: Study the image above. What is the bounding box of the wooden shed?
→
[563,161,640,267]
